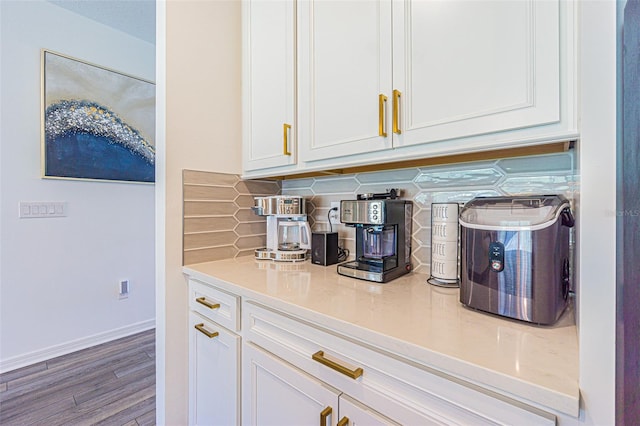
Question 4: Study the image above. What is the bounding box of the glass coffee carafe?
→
[277,220,310,251]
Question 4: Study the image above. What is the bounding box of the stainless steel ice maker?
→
[459,195,575,325]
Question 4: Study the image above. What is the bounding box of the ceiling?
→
[47,0,156,45]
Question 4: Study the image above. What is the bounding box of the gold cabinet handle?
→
[337,417,349,426]
[378,94,387,137]
[312,351,363,379]
[392,89,402,134]
[320,406,332,426]
[196,297,220,310]
[283,123,292,156]
[194,323,219,339]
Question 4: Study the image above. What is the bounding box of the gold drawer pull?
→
[194,323,219,339]
[196,297,220,310]
[337,417,349,426]
[378,94,387,137]
[392,89,402,134]
[312,351,363,379]
[283,123,292,156]
[320,406,332,426]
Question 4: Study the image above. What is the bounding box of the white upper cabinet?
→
[242,0,297,171]
[298,0,393,162]
[392,0,562,148]
[242,0,575,177]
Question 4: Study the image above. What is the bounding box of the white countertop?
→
[183,256,579,417]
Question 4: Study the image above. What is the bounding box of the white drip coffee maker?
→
[252,195,310,262]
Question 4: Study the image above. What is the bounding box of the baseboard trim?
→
[0,319,155,374]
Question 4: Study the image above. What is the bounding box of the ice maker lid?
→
[459,195,571,230]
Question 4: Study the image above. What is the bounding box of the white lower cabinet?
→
[188,313,240,425]
[242,342,340,426]
[185,276,559,426]
[242,342,399,426]
[243,301,557,426]
[188,279,241,425]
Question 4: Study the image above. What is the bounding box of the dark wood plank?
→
[46,383,156,426]
[1,395,78,425]
[113,356,155,379]
[73,364,155,405]
[46,329,154,371]
[0,329,155,426]
[136,407,157,426]
[0,360,48,384]
[0,369,117,422]
[93,395,155,426]
[2,348,151,398]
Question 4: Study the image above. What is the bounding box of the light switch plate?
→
[19,202,67,218]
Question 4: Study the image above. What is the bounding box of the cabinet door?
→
[243,342,340,426]
[242,0,296,171]
[189,313,240,426]
[338,394,400,426]
[298,0,393,162]
[392,0,561,148]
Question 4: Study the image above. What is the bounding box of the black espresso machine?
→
[337,190,413,283]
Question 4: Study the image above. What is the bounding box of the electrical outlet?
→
[329,202,341,224]
[119,280,129,299]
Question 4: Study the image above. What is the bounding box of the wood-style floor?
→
[0,329,155,426]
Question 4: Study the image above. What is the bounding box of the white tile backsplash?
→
[282,151,578,274]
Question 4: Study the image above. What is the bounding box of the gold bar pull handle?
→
[320,406,332,426]
[337,417,349,426]
[196,297,220,311]
[378,94,388,137]
[392,89,402,134]
[312,350,363,379]
[194,323,219,339]
[283,123,292,156]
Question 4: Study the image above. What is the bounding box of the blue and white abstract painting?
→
[43,51,155,183]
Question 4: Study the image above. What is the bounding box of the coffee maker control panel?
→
[277,198,301,215]
[341,200,385,225]
[368,201,383,224]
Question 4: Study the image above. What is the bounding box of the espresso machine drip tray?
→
[255,248,307,262]
[337,260,387,283]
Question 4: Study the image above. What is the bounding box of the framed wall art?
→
[41,49,155,183]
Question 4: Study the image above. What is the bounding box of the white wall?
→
[0,0,155,371]
[157,1,242,424]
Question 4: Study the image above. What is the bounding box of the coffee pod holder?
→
[427,203,460,287]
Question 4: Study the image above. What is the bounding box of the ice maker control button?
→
[488,242,505,272]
